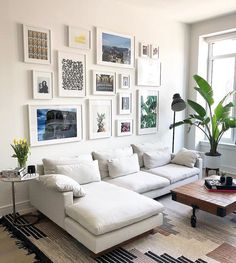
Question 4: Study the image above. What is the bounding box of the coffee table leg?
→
[191,205,198,228]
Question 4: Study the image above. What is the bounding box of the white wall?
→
[187,13,236,172]
[0,0,189,214]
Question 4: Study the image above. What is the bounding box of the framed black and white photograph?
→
[120,73,131,89]
[32,70,53,99]
[96,28,134,68]
[117,119,133,136]
[28,104,82,146]
[140,43,149,57]
[93,71,116,95]
[89,99,112,140]
[150,45,159,59]
[23,25,51,64]
[58,51,86,97]
[118,92,132,115]
[68,26,91,50]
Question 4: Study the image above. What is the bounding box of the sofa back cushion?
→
[108,154,140,178]
[56,160,101,185]
[171,148,198,168]
[143,149,171,169]
[92,146,133,178]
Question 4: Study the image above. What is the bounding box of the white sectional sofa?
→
[29,143,202,254]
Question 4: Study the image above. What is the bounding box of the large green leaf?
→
[187,99,206,118]
[215,101,234,121]
[225,118,236,128]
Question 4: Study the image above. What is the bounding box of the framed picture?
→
[89,99,112,139]
[150,45,159,59]
[96,28,134,68]
[93,71,116,95]
[137,90,159,135]
[137,58,161,87]
[140,43,149,57]
[28,104,82,146]
[117,119,133,136]
[68,26,91,50]
[32,70,53,99]
[23,25,51,64]
[58,51,86,97]
[118,92,132,115]
[120,74,131,89]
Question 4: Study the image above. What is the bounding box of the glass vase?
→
[18,158,27,169]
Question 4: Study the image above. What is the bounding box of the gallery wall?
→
[0,0,189,214]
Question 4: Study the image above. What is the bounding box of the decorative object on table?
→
[32,70,53,99]
[58,51,86,97]
[96,28,134,68]
[169,93,186,153]
[68,26,91,50]
[89,99,112,139]
[11,138,30,168]
[0,167,27,179]
[205,177,236,192]
[120,73,131,89]
[27,165,36,175]
[23,25,51,64]
[137,90,159,135]
[93,70,116,95]
[170,74,236,169]
[28,104,82,146]
[150,44,159,59]
[139,43,149,57]
[136,58,161,86]
[116,119,133,136]
[118,92,132,115]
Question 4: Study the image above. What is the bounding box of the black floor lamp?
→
[169,94,186,153]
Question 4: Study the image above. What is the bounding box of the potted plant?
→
[11,138,30,168]
[171,74,236,168]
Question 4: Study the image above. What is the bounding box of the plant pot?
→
[204,153,221,169]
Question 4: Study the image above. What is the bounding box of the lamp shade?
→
[171,93,186,112]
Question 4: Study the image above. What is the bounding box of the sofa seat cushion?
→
[65,181,164,236]
[104,171,170,193]
[147,163,200,183]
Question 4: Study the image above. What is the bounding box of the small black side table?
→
[205,168,220,177]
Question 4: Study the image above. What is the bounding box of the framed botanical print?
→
[140,43,149,57]
[120,74,131,89]
[28,104,82,146]
[23,25,51,64]
[93,71,116,95]
[137,90,159,135]
[58,51,86,97]
[68,26,91,50]
[96,28,134,68]
[150,45,159,59]
[117,119,133,136]
[118,92,132,115]
[32,70,53,99]
[89,99,112,139]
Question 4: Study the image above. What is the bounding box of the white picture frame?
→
[23,24,51,64]
[140,42,149,57]
[118,92,132,115]
[32,70,53,100]
[93,70,116,95]
[117,119,133,136]
[58,51,86,97]
[137,90,159,135]
[96,28,134,68]
[150,44,159,59]
[68,26,91,50]
[120,73,131,89]
[28,104,82,146]
[89,99,112,140]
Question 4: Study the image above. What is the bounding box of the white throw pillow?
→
[171,148,198,168]
[143,149,171,169]
[39,174,86,197]
[56,160,101,185]
[42,154,93,174]
[108,154,140,178]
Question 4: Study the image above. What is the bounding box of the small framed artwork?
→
[120,74,131,89]
[140,43,149,57]
[28,104,82,146]
[89,99,112,140]
[93,71,116,95]
[96,28,134,68]
[137,90,159,135]
[58,51,86,97]
[117,119,133,136]
[68,26,91,50]
[137,58,161,87]
[32,70,53,99]
[118,92,132,115]
[150,45,159,59]
[23,25,51,64]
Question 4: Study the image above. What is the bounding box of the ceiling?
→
[114,0,236,23]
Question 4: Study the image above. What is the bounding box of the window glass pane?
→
[212,39,236,56]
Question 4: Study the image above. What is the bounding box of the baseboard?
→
[0,200,35,217]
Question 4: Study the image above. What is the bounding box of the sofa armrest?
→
[195,157,203,179]
[29,179,73,229]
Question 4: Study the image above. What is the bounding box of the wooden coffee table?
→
[171,177,236,227]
